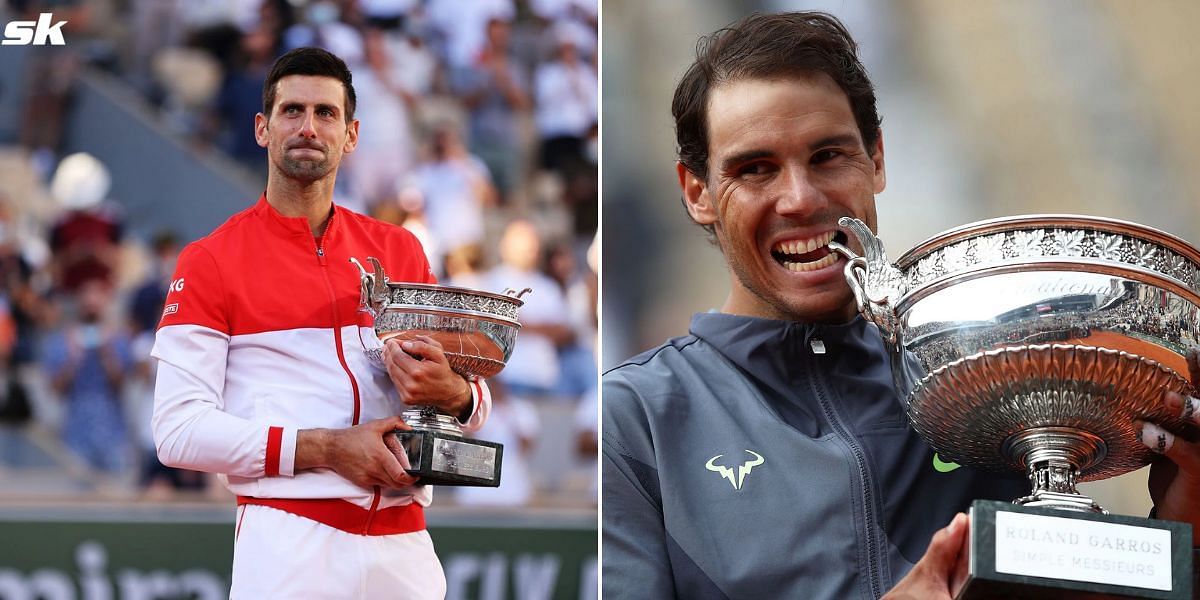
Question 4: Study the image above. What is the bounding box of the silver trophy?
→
[833,215,1198,598]
[351,257,527,487]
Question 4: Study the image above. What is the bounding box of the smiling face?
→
[255,75,359,184]
[679,74,885,323]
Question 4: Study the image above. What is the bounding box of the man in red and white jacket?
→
[151,47,490,599]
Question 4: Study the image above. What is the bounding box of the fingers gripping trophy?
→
[833,215,1200,599]
[351,256,528,487]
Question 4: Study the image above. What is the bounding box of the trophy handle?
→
[349,256,390,319]
[503,287,533,299]
[835,217,905,344]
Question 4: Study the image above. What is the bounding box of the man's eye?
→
[740,162,774,176]
[319,109,334,117]
[812,149,843,164]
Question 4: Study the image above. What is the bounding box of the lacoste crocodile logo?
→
[933,452,961,473]
[705,450,764,490]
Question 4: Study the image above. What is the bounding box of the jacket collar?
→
[253,193,339,244]
[689,311,875,385]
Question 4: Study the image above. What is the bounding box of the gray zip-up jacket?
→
[602,312,1027,599]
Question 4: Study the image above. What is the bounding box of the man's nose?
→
[298,110,318,138]
[775,168,826,217]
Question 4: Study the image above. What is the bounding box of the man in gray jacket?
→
[602,11,1200,599]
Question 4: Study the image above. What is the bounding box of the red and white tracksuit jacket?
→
[151,196,490,535]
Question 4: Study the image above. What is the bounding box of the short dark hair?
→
[672,12,881,232]
[262,47,357,122]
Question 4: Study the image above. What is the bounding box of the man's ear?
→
[343,118,359,154]
[677,162,716,225]
[870,129,886,194]
[254,113,269,149]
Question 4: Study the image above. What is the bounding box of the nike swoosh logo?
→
[932,453,961,473]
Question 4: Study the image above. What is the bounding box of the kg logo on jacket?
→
[705,450,764,490]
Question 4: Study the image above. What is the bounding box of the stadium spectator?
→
[543,239,595,398]
[340,27,418,209]
[529,0,598,32]
[213,26,279,172]
[41,278,132,473]
[373,16,439,97]
[533,21,597,178]
[0,198,41,415]
[12,0,90,176]
[0,267,25,425]
[425,0,514,69]
[452,16,530,204]
[47,153,123,293]
[403,123,495,271]
[443,243,486,290]
[392,183,441,277]
[482,219,572,398]
[282,1,364,66]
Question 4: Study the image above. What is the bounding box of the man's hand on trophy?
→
[1140,347,1200,545]
[383,336,473,417]
[882,513,970,600]
[295,417,419,489]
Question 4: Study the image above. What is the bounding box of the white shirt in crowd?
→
[482,264,569,392]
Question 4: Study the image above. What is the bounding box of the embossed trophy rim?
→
[892,258,1200,315]
[380,304,523,328]
[384,282,527,308]
[443,352,507,379]
[894,214,1200,269]
[916,342,1194,400]
[908,343,1199,480]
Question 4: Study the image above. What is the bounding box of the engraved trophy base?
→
[392,429,504,487]
[957,500,1193,599]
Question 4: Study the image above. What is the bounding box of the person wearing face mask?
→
[151,48,491,599]
[282,1,365,67]
[43,278,132,474]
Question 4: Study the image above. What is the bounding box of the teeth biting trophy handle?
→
[837,217,903,343]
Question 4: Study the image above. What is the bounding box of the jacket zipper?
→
[806,335,884,598]
[313,216,383,529]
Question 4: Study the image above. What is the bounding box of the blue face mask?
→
[79,324,101,350]
[308,2,340,26]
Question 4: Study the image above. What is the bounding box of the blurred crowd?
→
[0,0,598,508]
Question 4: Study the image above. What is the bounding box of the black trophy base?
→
[958,500,1192,599]
[391,429,503,487]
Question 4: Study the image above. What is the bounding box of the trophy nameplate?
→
[394,425,504,486]
[960,500,1191,599]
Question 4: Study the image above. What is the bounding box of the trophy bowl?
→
[367,282,525,380]
[351,257,527,486]
[835,215,1200,512]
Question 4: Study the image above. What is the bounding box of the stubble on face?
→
[278,138,333,182]
[689,75,884,324]
[258,75,354,186]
